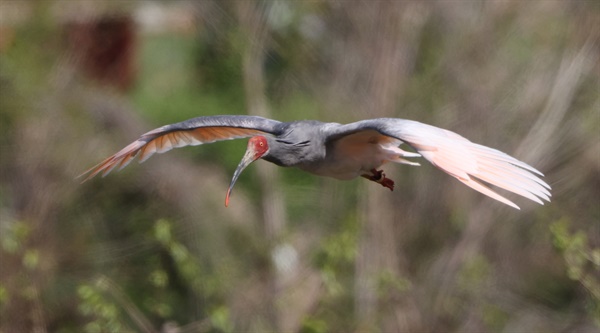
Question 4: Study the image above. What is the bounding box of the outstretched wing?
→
[79,115,283,182]
[326,118,551,209]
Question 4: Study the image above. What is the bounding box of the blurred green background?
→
[0,1,598,332]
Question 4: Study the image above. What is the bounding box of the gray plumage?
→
[80,115,551,209]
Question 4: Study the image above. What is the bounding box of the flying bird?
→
[79,115,551,209]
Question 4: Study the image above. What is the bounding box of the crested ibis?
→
[79,115,551,209]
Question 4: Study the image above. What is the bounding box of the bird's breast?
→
[297,142,389,180]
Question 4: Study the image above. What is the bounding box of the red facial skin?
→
[248,136,269,159]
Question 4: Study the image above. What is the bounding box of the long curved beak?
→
[225,147,257,207]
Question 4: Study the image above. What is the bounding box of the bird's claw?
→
[380,177,394,191]
[363,169,395,191]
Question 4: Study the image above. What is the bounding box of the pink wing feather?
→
[395,121,551,209]
[328,119,551,209]
[78,115,281,182]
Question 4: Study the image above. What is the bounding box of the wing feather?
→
[79,115,282,182]
[325,118,551,209]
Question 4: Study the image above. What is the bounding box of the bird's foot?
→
[380,177,395,191]
[362,169,394,191]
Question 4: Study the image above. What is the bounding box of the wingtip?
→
[75,173,90,184]
[457,176,522,210]
[76,167,99,184]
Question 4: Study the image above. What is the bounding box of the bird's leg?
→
[361,169,394,191]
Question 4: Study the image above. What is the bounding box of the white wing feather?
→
[392,120,551,209]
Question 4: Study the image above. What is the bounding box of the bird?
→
[79,115,551,209]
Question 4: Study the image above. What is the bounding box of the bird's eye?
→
[259,142,264,147]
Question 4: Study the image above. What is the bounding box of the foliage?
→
[551,219,600,325]
[78,278,133,333]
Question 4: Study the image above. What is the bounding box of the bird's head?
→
[225,136,270,206]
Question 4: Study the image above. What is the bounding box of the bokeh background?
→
[0,1,598,332]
